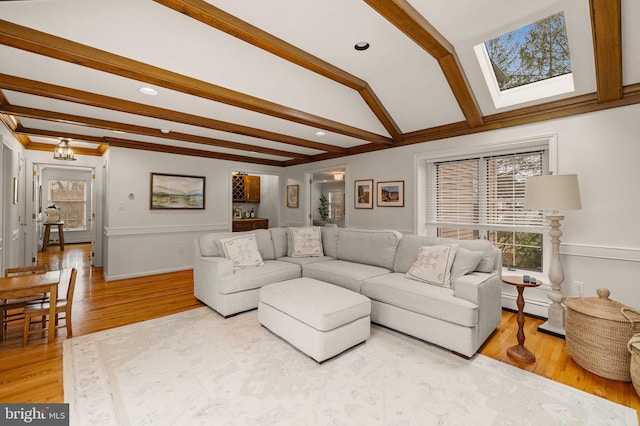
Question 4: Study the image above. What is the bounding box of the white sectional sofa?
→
[193,227,503,358]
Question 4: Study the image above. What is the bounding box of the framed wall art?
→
[150,173,205,210]
[286,184,299,208]
[354,179,373,209]
[377,180,404,207]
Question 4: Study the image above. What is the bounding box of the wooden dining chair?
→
[22,268,77,347]
[0,265,48,340]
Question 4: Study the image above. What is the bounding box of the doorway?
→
[308,167,346,227]
[32,163,97,265]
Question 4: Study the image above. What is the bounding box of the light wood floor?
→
[1,244,639,419]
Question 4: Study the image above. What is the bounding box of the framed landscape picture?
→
[377,180,404,207]
[354,179,373,209]
[286,184,299,208]
[150,173,205,210]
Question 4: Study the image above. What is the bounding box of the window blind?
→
[486,152,544,231]
[431,151,544,232]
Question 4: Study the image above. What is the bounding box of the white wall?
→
[283,103,640,312]
[104,148,280,280]
[0,126,29,272]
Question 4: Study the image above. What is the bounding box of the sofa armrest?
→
[193,256,234,307]
[452,272,503,342]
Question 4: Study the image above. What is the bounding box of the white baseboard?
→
[501,292,550,318]
[104,265,193,282]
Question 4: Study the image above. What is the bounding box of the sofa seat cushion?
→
[260,278,371,331]
[302,260,391,293]
[362,273,478,327]
[278,256,334,266]
[217,260,300,295]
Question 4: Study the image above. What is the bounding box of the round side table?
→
[502,276,542,362]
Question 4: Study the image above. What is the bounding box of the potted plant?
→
[318,195,329,221]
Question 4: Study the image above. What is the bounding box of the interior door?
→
[89,169,96,266]
[29,163,40,265]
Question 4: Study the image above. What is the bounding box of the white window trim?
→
[414,134,558,279]
[474,42,575,109]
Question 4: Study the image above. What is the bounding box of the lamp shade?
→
[524,174,582,211]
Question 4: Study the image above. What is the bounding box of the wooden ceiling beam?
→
[589,0,623,103]
[16,127,105,144]
[0,19,392,145]
[0,90,31,146]
[154,0,402,142]
[0,74,347,154]
[104,137,284,166]
[1,104,311,160]
[363,0,484,128]
[23,141,102,157]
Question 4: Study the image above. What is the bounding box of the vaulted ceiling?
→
[0,0,637,167]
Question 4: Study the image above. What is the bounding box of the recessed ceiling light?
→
[113,130,126,134]
[139,86,158,96]
[354,42,370,51]
[160,128,170,134]
[315,131,326,136]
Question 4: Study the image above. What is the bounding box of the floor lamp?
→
[524,174,582,337]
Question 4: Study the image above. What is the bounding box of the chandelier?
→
[53,139,76,161]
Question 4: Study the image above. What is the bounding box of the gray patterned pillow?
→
[288,227,324,257]
[406,244,458,287]
[219,234,264,268]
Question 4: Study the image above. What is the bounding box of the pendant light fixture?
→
[53,139,76,161]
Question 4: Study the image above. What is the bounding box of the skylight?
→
[475,12,574,109]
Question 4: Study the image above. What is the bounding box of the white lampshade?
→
[525,174,582,211]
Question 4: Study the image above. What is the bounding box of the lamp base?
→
[537,321,566,339]
[538,299,566,338]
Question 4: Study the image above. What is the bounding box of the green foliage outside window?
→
[485,12,571,91]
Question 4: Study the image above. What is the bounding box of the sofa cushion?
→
[219,234,264,269]
[406,244,458,288]
[287,227,323,257]
[302,260,390,293]
[336,228,402,270]
[260,278,371,331]
[199,229,275,260]
[451,248,484,281]
[217,260,300,294]
[199,232,230,257]
[362,273,478,327]
[394,235,495,274]
[320,226,340,258]
[269,228,288,259]
[278,256,334,266]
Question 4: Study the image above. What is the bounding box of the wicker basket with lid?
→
[565,288,640,382]
[628,334,640,396]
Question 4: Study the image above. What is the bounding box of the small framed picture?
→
[286,184,299,208]
[354,179,373,209]
[377,180,404,207]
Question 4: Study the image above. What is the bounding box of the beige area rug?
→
[63,307,638,425]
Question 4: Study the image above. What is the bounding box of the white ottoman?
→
[258,277,371,363]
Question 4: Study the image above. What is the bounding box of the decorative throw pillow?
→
[288,227,323,257]
[406,244,458,287]
[219,234,264,268]
[450,248,484,281]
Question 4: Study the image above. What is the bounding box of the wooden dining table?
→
[0,270,61,343]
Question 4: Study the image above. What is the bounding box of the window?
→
[48,180,87,230]
[327,190,344,221]
[429,151,545,271]
[474,12,574,108]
